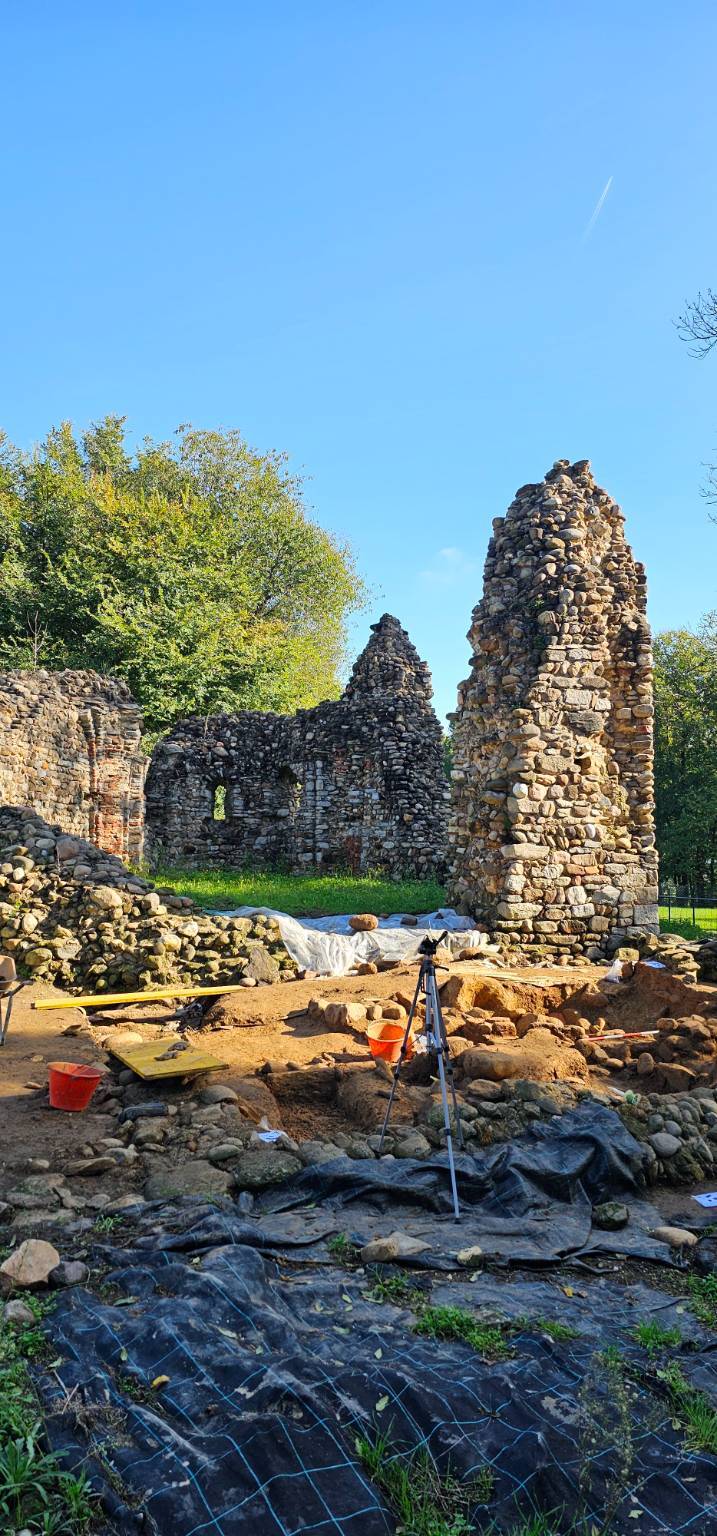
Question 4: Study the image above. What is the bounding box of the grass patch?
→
[518,1316,581,1343]
[356,1428,493,1535]
[327,1233,360,1263]
[658,1362,717,1454]
[93,1213,120,1234]
[633,1319,683,1356]
[413,1305,511,1360]
[659,904,716,939]
[152,865,446,917]
[0,1307,96,1531]
[687,1273,717,1328]
[367,1273,426,1308]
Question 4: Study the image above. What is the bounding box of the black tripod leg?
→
[377,964,424,1153]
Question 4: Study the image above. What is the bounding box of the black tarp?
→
[33,1103,717,1535]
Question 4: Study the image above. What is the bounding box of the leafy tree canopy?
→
[0,417,366,738]
[654,623,717,889]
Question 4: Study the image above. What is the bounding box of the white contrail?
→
[583,176,613,241]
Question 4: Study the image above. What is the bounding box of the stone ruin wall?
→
[448,459,658,954]
[0,670,145,863]
[145,615,448,878]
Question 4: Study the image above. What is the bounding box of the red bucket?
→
[48,1061,103,1112]
[367,1022,414,1066]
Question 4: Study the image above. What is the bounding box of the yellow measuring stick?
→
[33,983,249,1011]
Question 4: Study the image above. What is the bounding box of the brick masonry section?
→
[0,670,145,863]
[145,614,448,877]
[447,460,659,954]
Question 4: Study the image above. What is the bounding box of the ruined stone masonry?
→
[0,670,145,863]
[448,460,658,953]
[146,615,448,877]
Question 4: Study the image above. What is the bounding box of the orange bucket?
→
[367,1021,413,1066]
[48,1061,103,1112]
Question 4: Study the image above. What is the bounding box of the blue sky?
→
[2,1,716,723]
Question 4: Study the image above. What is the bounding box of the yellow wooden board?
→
[108,1039,229,1080]
[34,983,249,1012]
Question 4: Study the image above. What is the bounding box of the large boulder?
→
[230,1148,302,1191]
[0,1239,61,1287]
[143,1160,232,1200]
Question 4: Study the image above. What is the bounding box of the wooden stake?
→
[33,983,250,1011]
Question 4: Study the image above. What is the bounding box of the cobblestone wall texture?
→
[0,670,145,862]
[146,615,448,876]
[448,460,658,954]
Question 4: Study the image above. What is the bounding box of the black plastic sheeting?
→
[33,1103,717,1535]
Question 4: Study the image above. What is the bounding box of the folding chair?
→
[0,956,31,1046]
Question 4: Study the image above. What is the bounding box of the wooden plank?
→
[33,983,249,1012]
[108,1039,229,1080]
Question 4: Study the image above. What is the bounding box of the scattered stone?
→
[230,1148,302,1190]
[650,1225,699,1249]
[592,1201,629,1230]
[143,1160,232,1200]
[0,1239,61,1287]
[649,1132,682,1159]
[456,1245,483,1266]
[199,1084,239,1105]
[64,1157,117,1177]
[3,1299,36,1324]
[360,1231,431,1263]
[349,914,379,932]
[49,1260,89,1287]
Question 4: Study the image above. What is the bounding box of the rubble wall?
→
[448,460,658,953]
[145,615,448,876]
[0,670,145,862]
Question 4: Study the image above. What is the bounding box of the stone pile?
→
[146,614,448,877]
[0,669,145,862]
[448,460,658,955]
[0,807,296,993]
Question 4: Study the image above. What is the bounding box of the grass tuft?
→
[413,1305,512,1360]
[151,865,445,917]
[0,1310,96,1531]
[356,1428,493,1535]
[517,1316,581,1343]
[367,1273,426,1308]
[658,1362,717,1454]
[687,1273,717,1329]
[633,1319,683,1356]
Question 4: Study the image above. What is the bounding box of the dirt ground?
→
[2,956,717,1193]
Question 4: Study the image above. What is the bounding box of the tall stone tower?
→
[447,460,658,953]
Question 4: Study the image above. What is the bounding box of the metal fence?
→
[659,887,717,933]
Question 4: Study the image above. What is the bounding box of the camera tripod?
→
[378,930,463,1220]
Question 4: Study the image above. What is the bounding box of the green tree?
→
[0,418,365,737]
[654,625,717,889]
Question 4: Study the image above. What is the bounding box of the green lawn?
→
[659,904,717,940]
[154,866,446,917]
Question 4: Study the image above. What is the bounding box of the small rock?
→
[394,1132,432,1159]
[360,1231,431,1263]
[0,1239,61,1287]
[650,1225,699,1249]
[49,1260,89,1287]
[298,1141,346,1166]
[199,1084,239,1105]
[349,913,379,932]
[592,1201,629,1231]
[144,1160,232,1200]
[4,1298,36,1326]
[64,1157,117,1177]
[649,1132,682,1159]
[120,1101,168,1123]
[230,1148,302,1190]
[456,1245,483,1266]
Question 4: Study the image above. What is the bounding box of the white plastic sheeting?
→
[224,906,492,977]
